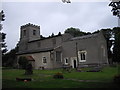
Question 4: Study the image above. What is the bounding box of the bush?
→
[24,63,33,75]
[53,72,64,79]
[18,56,28,69]
[113,74,120,84]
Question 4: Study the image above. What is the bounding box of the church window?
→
[64,57,68,65]
[56,51,62,62]
[78,50,87,62]
[33,30,36,35]
[42,57,47,64]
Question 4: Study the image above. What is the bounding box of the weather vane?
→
[62,0,71,3]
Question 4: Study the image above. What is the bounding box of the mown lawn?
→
[2,66,120,88]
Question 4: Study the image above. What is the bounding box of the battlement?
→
[21,23,40,29]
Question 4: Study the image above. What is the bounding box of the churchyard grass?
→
[2,66,120,88]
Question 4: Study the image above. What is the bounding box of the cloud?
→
[2,2,117,51]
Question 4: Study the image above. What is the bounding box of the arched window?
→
[64,57,68,65]
[42,56,47,64]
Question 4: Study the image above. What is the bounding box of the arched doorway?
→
[73,60,77,68]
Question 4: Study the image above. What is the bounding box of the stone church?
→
[17,23,108,69]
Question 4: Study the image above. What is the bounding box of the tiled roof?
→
[26,56,35,61]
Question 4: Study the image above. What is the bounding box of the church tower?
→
[20,23,40,41]
[19,23,40,52]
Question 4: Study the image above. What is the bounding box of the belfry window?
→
[33,30,36,35]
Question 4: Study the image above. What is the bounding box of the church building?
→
[17,23,108,69]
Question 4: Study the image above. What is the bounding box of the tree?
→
[0,10,7,55]
[58,32,62,36]
[62,0,71,3]
[1,33,7,55]
[109,2,120,17]
[0,10,5,21]
[0,10,7,68]
[2,45,18,67]
[40,35,45,39]
[51,33,54,37]
[92,30,100,34]
[25,63,33,75]
[64,27,91,37]
[18,56,29,69]
[112,27,120,63]
[18,56,33,75]
[101,29,113,64]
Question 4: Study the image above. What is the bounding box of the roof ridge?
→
[71,33,99,40]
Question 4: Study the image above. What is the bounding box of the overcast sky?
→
[1,1,118,51]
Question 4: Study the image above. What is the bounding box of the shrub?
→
[24,63,33,75]
[113,74,120,84]
[53,72,64,79]
[18,56,28,69]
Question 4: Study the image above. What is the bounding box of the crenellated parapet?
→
[21,23,40,29]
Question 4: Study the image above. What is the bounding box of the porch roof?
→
[26,56,35,61]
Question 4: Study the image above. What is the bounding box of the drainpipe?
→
[76,42,79,68]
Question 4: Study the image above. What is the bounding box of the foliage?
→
[40,35,45,39]
[24,63,33,75]
[1,33,7,55]
[58,32,62,36]
[112,27,120,63]
[18,56,29,69]
[0,10,5,21]
[53,72,64,79]
[92,30,100,34]
[101,29,113,62]
[49,33,54,37]
[2,45,18,67]
[114,75,120,84]
[109,2,120,17]
[64,27,91,37]
[0,10,7,55]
